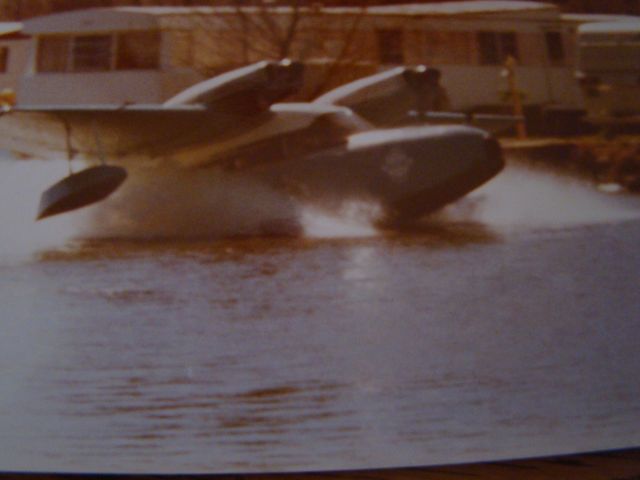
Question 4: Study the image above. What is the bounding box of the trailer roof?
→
[0,22,22,37]
[24,1,560,35]
[562,13,640,24]
[578,20,640,35]
[113,1,556,17]
[360,1,557,16]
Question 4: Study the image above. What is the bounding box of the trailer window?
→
[0,47,8,73]
[116,31,160,70]
[579,44,640,73]
[501,33,519,60]
[37,36,70,72]
[477,32,499,64]
[477,31,519,65]
[37,32,161,73]
[545,31,565,65]
[73,35,112,71]
[377,29,404,65]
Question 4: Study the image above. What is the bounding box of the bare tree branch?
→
[168,2,371,99]
[309,7,365,97]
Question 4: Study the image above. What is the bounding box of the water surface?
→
[1,159,639,474]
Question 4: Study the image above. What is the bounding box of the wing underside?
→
[0,105,270,162]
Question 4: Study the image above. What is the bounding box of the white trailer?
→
[576,20,640,124]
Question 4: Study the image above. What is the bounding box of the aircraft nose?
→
[345,125,505,225]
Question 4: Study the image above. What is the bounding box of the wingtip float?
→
[36,165,127,220]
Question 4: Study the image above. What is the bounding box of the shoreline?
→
[501,136,640,193]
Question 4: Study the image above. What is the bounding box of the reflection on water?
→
[35,218,499,262]
[1,159,640,473]
[2,217,640,473]
[454,164,640,229]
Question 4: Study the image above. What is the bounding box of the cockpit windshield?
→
[275,106,373,158]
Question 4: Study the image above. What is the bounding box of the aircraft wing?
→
[0,59,304,161]
[0,104,267,161]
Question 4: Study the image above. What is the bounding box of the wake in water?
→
[1,155,639,263]
[83,165,302,239]
[300,201,380,238]
[92,167,382,240]
[0,156,378,262]
[0,158,79,262]
[440,163,640,232]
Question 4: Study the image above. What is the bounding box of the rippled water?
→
[1,157,639,474]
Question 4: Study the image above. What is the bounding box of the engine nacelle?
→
[314,65,448,126]
[164,59,304,114]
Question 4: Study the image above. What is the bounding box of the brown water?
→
[1,158,639,474]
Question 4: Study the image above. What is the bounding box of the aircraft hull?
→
[1,110,503,227]
[218,125,504,225]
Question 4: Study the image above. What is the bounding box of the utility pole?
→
[504,55,527,139]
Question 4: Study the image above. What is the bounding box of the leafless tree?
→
[174,1,368,99]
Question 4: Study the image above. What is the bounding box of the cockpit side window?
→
[217,109,369,169]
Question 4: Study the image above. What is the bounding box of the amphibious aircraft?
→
[0,60,504,227]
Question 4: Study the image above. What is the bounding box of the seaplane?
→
[0,60,504,229]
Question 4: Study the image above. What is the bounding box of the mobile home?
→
[576,20,640,123]
[18,7,213,105]
[327,1,585,112]
[0,22,29,102]
[15,2,627,115]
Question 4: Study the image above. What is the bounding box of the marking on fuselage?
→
[382,147,414,182]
